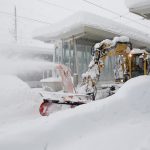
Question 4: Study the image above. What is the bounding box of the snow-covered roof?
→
[126,0,150,19]
[34,11,150,48]
[130,48,149,54]
[126,0,150,8]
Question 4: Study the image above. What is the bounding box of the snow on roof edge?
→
[33,11,150,47]
[125,0,150,9]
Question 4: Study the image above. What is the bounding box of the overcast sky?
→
[0,0,150,46]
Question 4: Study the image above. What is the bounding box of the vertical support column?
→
[85,45,88,70]
[73,36,78,74]
[53,44,56,63]
[69,40,71,69]
[14,6,17,42]
[61,39,64,64]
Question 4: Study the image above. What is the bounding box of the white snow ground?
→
[0,75,150,150]
[0,76,41,130]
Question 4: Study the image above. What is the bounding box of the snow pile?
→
[0,75,41,127]
[112,36,129,46]
[115,76,150,113]
[94,39,112,50]
[130,48,148,54]
[94,36,129,50]
[101,39,112,46]
[0,76,150,150]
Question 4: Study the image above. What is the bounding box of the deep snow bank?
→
[0,76,150,150]
[0,75,41,127]
[115,75,150,113]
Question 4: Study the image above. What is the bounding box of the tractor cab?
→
[128,49,149,78]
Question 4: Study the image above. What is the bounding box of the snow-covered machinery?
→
[128,49,149,77]
[76,36,133,100]
[39,36,133,116]
[39,64,94,116]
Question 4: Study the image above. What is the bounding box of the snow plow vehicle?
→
[39,36,149,116]
[39,64,94,116]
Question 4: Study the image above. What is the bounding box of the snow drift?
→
[0,76,150,150]
[0,75,41,127]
